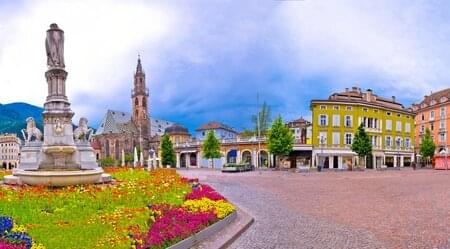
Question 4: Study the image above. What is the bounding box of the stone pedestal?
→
[75,141,99,170]
[6,23,112,186]
[19,142,43,170]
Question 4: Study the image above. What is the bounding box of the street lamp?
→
[317,135,326,172]
[396,138,401,168]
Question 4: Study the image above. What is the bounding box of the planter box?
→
[168,211,237,249]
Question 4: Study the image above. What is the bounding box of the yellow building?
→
[311,87,415,169]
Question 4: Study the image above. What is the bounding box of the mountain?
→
[0,102,43,138]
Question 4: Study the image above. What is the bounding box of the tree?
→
[251,102,271,136]
[239,129,255,139]
[202,131,222,168]
[420,128,436,166]
[160,134,176,167]
[100,156,115,167]
[267,116,294,168]
[124,153,134,165]
[351,124,372,168]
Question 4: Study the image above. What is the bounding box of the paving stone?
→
[179,169,450,249]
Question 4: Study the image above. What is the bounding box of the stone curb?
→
[167,210,238,249]
[216,207,254,249]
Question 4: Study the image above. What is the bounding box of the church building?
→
[92,57,173,162]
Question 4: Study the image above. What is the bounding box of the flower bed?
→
[0,168,234,249]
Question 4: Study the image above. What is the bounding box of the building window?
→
[421,114,425,121]
[439,133,446,142]
[320,105,326,110]
[430,122,434,131]
[332,115,340,127]
[421,125,424,132]
[395,137,402,148]
[346,106,352,111]
[333,106,339,110]
[319,115,328,126]
[386,120,392,131]
[405,123,411,133]
[344,115,352,127]
[318,132,327,145]
[430,111,435,120]
[405,138,410,148]
[396,121,402,132]
[441,107,446,118]
[387,112,391,116]
[344,133,352,145]
[332,132,340,145]
[385,136,392,147]
[440,119,445,129]
[374,109,379,113]
[363,108,368,112]
[397,113,401,117]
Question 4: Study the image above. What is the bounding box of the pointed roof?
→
[95,110,137,135]
[136,55,144,75]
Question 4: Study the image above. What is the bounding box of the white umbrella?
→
[133,147,138,167]
[121,149,125,167]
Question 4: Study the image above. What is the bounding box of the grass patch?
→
[0,168,191,249]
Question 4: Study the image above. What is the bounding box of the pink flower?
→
[185,184,226,201]
[133,205,218,248]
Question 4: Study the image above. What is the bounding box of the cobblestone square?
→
[179,169,450,249]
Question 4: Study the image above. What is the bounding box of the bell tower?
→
[131,55,150,141]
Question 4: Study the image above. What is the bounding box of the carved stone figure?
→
[53,118,64,136]
[21,117,43,142]
[45,23,65,68]
[73,117,93,142]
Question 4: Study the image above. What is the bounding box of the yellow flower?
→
[31,242,46,249]
[12,224,27,233]
[183,198,235,219]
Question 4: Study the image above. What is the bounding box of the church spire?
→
[136,54,144,75]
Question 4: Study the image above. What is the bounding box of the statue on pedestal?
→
[73,117,93,142]
[45,23,65,68]
[21,117,42,142]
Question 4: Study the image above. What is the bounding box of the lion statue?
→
[21,117,43,142]
[73,117,93,142]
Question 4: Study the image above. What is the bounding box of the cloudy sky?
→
[0,0,449,132]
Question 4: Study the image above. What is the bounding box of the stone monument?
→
[4,23,111,186]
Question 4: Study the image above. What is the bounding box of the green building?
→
[311,87,415,169]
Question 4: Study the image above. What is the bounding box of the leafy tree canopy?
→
[351,123,372,157]
[267,116,294,156]
[160,134,176,166]
[420,128,436,160]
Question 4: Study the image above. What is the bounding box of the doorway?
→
[366,155,373,169]
[333,156,339,168]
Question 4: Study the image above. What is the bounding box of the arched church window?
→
[135,98,139,106]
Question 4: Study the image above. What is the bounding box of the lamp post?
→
[396,139,401,168]
[317,135,326,172]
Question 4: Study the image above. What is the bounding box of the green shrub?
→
[99,156,115,167]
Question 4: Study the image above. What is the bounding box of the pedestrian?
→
[412,161,416,170]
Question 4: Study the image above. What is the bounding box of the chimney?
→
[345,87,349,92]
[392,96,396,102]
[366,89,373,102]
[352,86,358,91]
